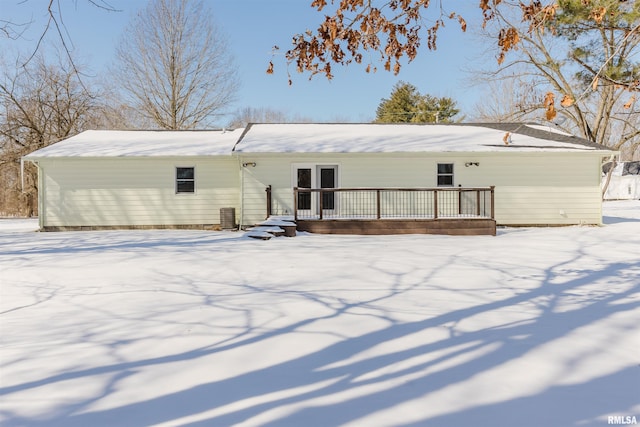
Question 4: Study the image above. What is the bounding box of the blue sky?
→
[1,0,495,126]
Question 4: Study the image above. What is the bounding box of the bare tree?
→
[227,107,289,129]
[227,107,314,129]
[0,53,97,215]
[471,73,543,122]
[473,2,639,157]
[112,0,239,130]
[87,78,158,130]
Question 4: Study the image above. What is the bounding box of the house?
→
[23,123,616,235]
[602,161,640,200]
[22,129,244,231]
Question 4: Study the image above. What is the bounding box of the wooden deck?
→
[288,187,497,236]
[297,218,496,236]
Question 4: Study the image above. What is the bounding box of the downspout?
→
[38,162,43,229]
[231,126,251,231]
[238,155,245,229]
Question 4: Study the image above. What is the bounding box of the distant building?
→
[603,161,640,200]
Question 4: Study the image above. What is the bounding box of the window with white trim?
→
[437,163,454,187]
[176,167,195,193]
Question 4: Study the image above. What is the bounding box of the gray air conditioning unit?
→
[220,207,237,230]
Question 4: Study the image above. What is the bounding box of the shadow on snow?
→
[1,247,638,427]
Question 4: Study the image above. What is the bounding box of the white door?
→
[294,165,338,218]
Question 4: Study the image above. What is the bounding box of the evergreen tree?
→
[375,82,459,123]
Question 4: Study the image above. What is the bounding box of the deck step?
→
[258,218,296,227]
[246,225,285,237]
[256,217,297,237]
[244,230,274,240]
[245,217,297,239]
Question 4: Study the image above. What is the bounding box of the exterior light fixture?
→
[465,162,480,167]
[242,162,257,167]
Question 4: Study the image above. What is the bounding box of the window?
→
[319,166,336,210]
[297,168,312,210]
[176,167,195,193]
[437,163,454,187]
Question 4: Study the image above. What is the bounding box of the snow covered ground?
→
[1,201,639,427]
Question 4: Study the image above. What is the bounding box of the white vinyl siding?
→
[459,154,603,225]
[38,157,239,227]
[238,152,605,226]
[34,150,606,229]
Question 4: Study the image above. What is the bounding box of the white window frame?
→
[291,163,340,215]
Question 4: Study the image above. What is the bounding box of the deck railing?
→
[293,187,495,221]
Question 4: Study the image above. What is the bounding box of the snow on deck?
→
[24,129,244,158]
[234,123,599,153]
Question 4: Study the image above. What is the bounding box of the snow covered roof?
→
[234,123,612,154]
[23,123,614,160]
[24,129,244,158]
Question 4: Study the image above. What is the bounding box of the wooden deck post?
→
[265,185,272,219]
[433,189,438,219]
[376,189,381,219]
[490,186,495,219]
[293,187,298,222]
[319,189,324,220]
[476,189,481,216]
